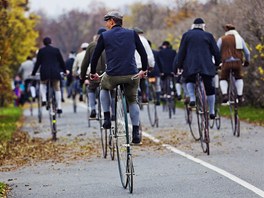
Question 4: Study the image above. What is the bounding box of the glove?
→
[243,61,249,67]
[160,74,165,80]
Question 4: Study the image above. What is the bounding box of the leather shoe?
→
[103,118,111,129]
[57,109,62,114]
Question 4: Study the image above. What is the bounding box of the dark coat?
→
[157,47,177,75]
[32,45,66,80]
[175,28,221,78]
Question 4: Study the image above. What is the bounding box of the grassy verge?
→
[176,102,264,126]
[0,106,22,197]
[219,105,264,126]
[0,107,22,142]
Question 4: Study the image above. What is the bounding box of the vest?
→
[221,35,243,62]
[102,26,138,76]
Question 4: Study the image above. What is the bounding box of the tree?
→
[0,0,38,106]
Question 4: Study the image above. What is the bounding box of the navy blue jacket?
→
[90,25,148,76]
[148,49,161,77]
[175,28,221,78]
[157,47,177,75]
[32,45,66,80]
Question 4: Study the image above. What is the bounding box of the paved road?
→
[1,99,264,198]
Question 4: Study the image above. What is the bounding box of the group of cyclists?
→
[15,11,250,145]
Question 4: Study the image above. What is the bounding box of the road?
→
[1,99,264,198]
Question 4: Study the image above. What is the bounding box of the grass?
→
[0,182,7,198]
[176,101,264,125]
[0,107,22,142]
[0,106,22,197]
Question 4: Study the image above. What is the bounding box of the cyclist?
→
[175,18,221,119]
[217,24,250,104]
[65,51,76,98]
[17,56,36,102]
[80,27,107,118]
[157,41,177,101]
[147,40,162,105]
[72,42,89,102]
[31,37,68,114]
[133,27,155,103]
[90,11,148,144]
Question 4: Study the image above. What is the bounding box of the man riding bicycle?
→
[175,18,221,119]
[31,37,68,114]
[217,24,250,104]
[90,11,148,144]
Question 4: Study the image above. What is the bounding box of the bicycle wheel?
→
[86,86,91,127]
[72,92,77,113]
[228,74,240,137]
[185,104,200,141]
[215,105,221,130]
[147,84,158,127]
[115,86,129,189]
[98,91,107,158]
[109,127,115,160]
[127,154,134,194]
[196,78,209,155]
[37,87,42,123]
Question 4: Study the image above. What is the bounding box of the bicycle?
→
[194,73,210,155]
[114,83,134,193]
[46,80,58,141]
[227,69,240,137]
[32,73,42,123]
[161,75,176,119]
[146,76,159,127]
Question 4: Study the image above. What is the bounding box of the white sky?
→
[29,0,173,18]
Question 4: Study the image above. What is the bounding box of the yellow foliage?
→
[0,0,39,106]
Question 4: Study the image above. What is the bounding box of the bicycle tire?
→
[196,76,210,155]
[215,106,221,130]
[147,84,158,127]
[86,86,91,127]
[109,128,115,160]
[37,88,42,123]
[115,86,129,188]
[98,92,107,158]
[127,154,134,194]
[228,71,240,137]
[185,104,200,141]
[72,93,77,113]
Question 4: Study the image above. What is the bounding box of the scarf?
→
[225,30,243,49]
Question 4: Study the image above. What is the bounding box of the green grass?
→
[0,182,7,197]
[220,105,264,125]
[0,106,22,142]
[176,101,264,125]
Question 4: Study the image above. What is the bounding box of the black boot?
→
[103,112,111,129]
[132,125,141,144]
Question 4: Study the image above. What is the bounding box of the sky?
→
[29,0,173,18]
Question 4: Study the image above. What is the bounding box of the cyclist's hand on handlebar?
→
[243,61,249,67]
[138,70,147,79]
[90,73,99,81]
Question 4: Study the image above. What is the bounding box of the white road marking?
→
[77,101,264,197]
[143,131,264,198]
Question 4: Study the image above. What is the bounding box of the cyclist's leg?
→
[52,80,62,113]
[100,74,117,129]
[186,75,196,106]
[40,80,47,105]
[87,82,98,118]
[202,75,215,119]
[219,62,230,103]
[124,76,141,143]
[233,61,244,102]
